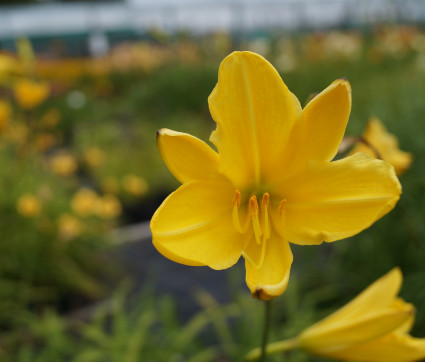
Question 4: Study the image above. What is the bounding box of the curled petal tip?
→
[156,128,168,140]
[253,288,274,301]
[332,77,352,91]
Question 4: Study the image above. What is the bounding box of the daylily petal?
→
[157,128,221,183]
[208,51,299,188]
[324,333,425,362]
[244,235,293,301]
[350,118,413,176]
[279,153,401,244]
[299,302,414,354]
[365,118,402,153]
[151,180,244,270]
[282,79,352,176]
[317,268,402,327]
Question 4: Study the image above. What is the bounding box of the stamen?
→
[232,190,244,233]
[278,199,287,226]
[261,193,271,239]
[250,195,262,245]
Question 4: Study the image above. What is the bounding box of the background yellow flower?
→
[95,194,122,219]
[13,79,50,109]
[16,193,42,218]
[50,151,78,176]
[71,188,99,217]
[122,174,148,197]
[350,117,412,176]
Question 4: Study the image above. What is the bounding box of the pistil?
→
[261,193,271,239]
[250,195,263,245]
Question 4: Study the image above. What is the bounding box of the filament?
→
[278,199,287,227]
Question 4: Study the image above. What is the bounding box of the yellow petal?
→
[244,235,293,301]
[279,153,401,245]
[282,79,351,176]
[150,180,244,270]
[316,268,402,327]
[324,332,425,362]
[299,302,414,354]
[392,298,416,334]
[157,129,221,184]
[208,51,299,189]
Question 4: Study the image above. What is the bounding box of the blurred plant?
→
[83,147,104,168]
[0,100,12,132]
[101,177,120,194]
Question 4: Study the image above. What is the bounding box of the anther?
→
[232,190,241,208]
[261,193,269,210]
[250,195,262,245]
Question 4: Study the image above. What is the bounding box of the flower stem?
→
[245,338,298,361]
[259,299,273,361]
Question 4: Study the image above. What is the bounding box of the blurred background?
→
[0,0,425,361]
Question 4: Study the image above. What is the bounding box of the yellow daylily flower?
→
[150,51,401,300]
[122,174,148,196]
[16,193,42,218]
[13,79,49,109]
[49,151,78,177]
[350,117,412,176]
[95,194,122,219]
[71,188,99,217]
[246,268,425,362]
[58,214,82,241]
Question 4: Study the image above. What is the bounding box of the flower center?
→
[232,190,287,269]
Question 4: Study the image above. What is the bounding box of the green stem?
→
[246,338,298,361]
[259,300,273,361]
